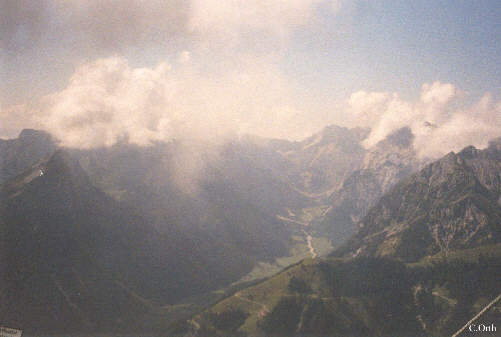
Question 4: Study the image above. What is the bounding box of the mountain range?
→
[192,138,501,337]
[335,137,501,261]
[319,127,424,245]
[3,125,500,336]
[0,149,230,333]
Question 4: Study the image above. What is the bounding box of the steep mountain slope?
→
[267,125,369,195]
[0,150,232,333]
[214,138,309,215]
[0,129,56,184]
[336,138,501,262]
[320,127,422,245]
[0,126,381,276]
[193,257,410,337]
[70,139,300,280]
[1,125,445,335]
[190,252,501,337]
[188,137,501,337]
[0,129,314,318]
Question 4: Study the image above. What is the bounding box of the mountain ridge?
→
[0,149,237,333]
[334,141,501,262]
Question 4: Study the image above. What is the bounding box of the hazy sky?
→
[2,0,501,156]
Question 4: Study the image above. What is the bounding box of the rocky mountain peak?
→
[374,126,414,150]
[458,145,479,158]
[18,128,52,140]
[488,137,501,152]
[335,143,501,262]
[0,129,57,185]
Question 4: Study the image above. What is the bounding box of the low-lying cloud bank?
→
[348,81,501,158]
[25,56,314,148]
[2,63,501,162]
[2,69,501,162]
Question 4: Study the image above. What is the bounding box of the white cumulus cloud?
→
[348,81,501,158]
[34,55,314,148]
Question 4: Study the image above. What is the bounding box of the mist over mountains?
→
[192,133,501,337]
[320,126,424,245]
[4,1,501,336]
[336,137,501,261]
[0,125,410,331]
[2,125,501,336]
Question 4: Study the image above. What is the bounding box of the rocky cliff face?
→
[336,138,501,261]
[270,125,369,194]
[321,127,423,245]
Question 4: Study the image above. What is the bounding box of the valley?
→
[237,204,332,283]
[4,2,501,336]
[2,127,501,337]
[188,137,501,337]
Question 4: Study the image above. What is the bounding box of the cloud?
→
[0,103,38,139]
[18,53,319,195]
[37,58,175,148]
[1,0,350,114]
[188,0,324,44]
[349,81,501,158]
[1,0,189,53]
[32,55,313,148]
[3,0,349,145]
[0,0,50,51]
[347,90,391,126]
[59,0,189,51]
[2,0,346,56]
[420,82,457,105]
[331,0,345,13]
